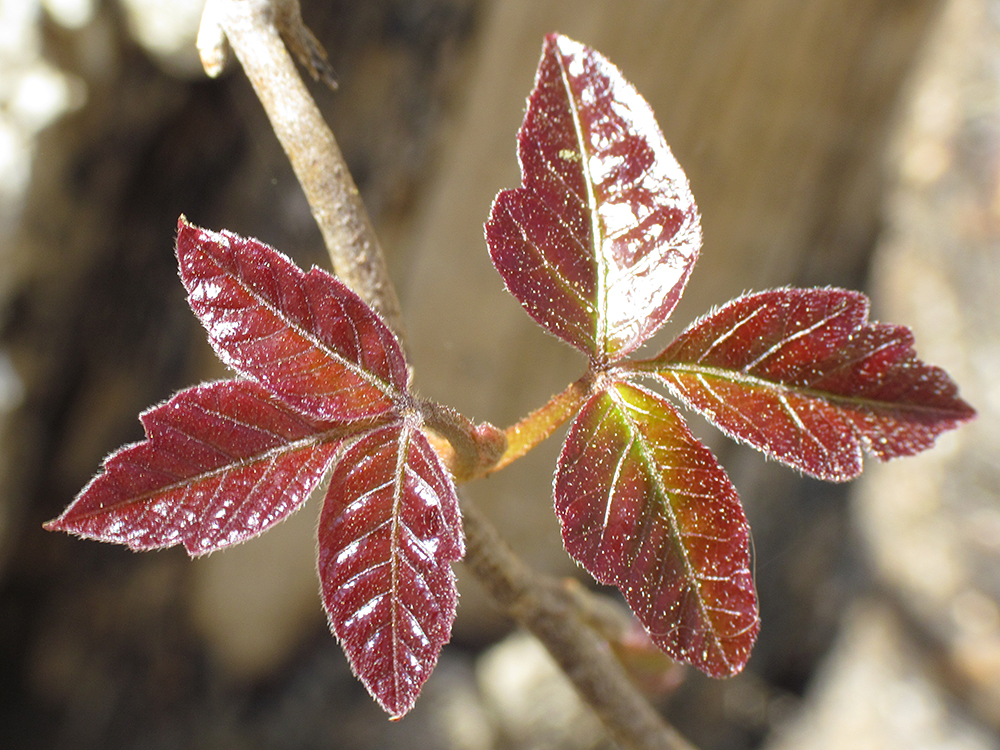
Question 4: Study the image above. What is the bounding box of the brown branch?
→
[460,500,698,750]
[201,0,406,344]
[199,2,697,748]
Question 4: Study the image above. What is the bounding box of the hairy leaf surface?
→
[486,34,701,360]
[177,218,408,422]
[318,422,463,718]
[649,288,977,481]
[44,380,342,555]
[47,32,979,719]
[555,381,758,676]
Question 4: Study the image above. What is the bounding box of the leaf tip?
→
[42,504,88,537]
[945,395,977,424]
[42,517,64,533]
[175,214,201,253]
[542,31,580,55]
[174,215,209,278]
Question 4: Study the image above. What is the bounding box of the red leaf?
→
[176,217,409,422]
[318,422,463,719]
[555,380,759,677]
[44,380,343,555]
[648,288,977,481]
[486,34,701,360]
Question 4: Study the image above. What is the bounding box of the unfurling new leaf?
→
[44,380,343,555]
[176,220,408,422]
[319,422,463,718]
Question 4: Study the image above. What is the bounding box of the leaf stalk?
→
[490,373,593,474]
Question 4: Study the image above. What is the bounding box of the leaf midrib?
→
[607,385,732,672]
[556,50,606,360]
[654,362,968,417]
[68,422,373,520]
[206,253,401,406]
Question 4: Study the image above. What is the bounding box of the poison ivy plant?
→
[45,33,975,718]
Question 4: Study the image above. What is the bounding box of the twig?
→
[461,500,698,750]
[201,0,406,344]
[200,2,698,748]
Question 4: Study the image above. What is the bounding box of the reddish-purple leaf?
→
[647,288,977,481]
[555,380,759,677]
[176,217,409,422]
[486,33,701,360]
[44,380,343,555]
[318,421,463,719]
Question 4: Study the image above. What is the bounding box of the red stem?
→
[490,374,592,474]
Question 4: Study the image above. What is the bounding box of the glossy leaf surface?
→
[177,217,409,422]
[555,381,758,676]
[44,380,342,555]
[318,423,463,718]
[649,288,977,481]
[47,30,979,720]
[486,34,701,360]
[49,220,464,718]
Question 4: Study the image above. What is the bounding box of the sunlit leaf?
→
[176,217,408,422]
[647,288,977,481]
[44,380,343,555]
[555,380,758,677]
[318,423,463,718]
[52,220,465,719]
[486,33,700,360]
